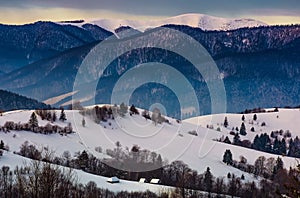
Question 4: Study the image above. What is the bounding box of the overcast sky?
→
[1,0,300,24]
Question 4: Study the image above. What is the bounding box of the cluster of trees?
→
[150,108,168,125]
[241,107,278,114]
[1,159,299,198]
[224,114,261,136]
[35,109,56,122]
[223,129,300,159]
[80,104,170,126]
[66,146,164,182]
[11,141,300,197]
[17,141,42,160]
[0,162,162,198]
[129,105,139,115]
[252,133,286,155]
[253,133,300,158]
[17,142,164,182]
[220,113,300,159]
[35,109,67,122]
[0,112,72,135]
[80,104,129,124]
[223,149,284,179]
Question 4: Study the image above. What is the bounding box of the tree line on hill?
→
[222,131,300,159]
[79,104,170,126]
[0,161,162,198]
[8,140,300,197]
[223,149,284,179]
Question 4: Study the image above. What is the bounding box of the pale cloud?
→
[250,15,300,25]
[0,8,167,25]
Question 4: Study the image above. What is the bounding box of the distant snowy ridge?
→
[80,13,268,32]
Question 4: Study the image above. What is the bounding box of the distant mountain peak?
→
[80,13,268,32]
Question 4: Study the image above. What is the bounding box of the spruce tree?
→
[273,157,284,176]
[233,133,241,145]
[252,135,260,150]
[204,167,213,195]
[29,112,38,128]
[223,149,233,165]
[82,117,86,127]
[273,137,280,154]
[0,140,4,149]
[240,122,247,136]
[129,105,139,115]
[242,115,245,121]
[279,138,287,155]
[227,172,231,179]
[52,111,57,122]
[288,138,295,157]
[223,136,231,144]
[224,117,229,128]
[253,114,257,121]
[59,109,67,122]
[241,174,245,180]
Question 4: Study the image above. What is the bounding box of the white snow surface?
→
[0,108,299,192]
[63,13,268,32]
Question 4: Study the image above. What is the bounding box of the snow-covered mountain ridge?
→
[65,13,268,32]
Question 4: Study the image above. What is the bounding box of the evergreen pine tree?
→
[223,149,233,165]
[52,111,57,122]
[288,138,295,157]
[227,172,231,178]
[279,138,287,155]
[223,136,231,144]
[224,117,229,128]
[233,133,241,145]
[242,115,245,121]
[129,105,139,115]
[59,109,67,122]
[204,167,213,196]
[273,157,284,176]
[0,140,4,149]
[273,137,280,154]
[240,122,247,136]
[78,150,89,171]
[253,114,257,121]
[29,112,38,128]
[252,135,260,150]
[82,117,86,127]
[241,174,245,180]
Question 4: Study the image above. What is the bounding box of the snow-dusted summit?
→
[83,13,268,32]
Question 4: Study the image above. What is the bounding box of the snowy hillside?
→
[64,13,268,32]
[0,107,299,187]
[0,151,172,194]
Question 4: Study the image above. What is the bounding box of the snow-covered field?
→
[0,107,299,192]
